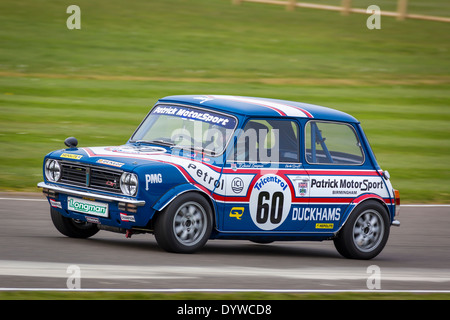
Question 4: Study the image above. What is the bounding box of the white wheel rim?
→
[352,209,385,253]
[172,201,207,247]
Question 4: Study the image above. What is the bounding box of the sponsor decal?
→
[120,213,136,222]
[311,178,384,192]
[152,105,236,129]
[231,177,244,194]
[229,207,244,220]
[253,175,288,192]
[315,223,334,229]
[187,163,224,191]
[49,199,62,209]
[97,159,125,168]
[249,174,292,231]
[60,153,82,160]
[225,174,254,196]
[298,181,308,196]
[286,175,310,197]
[85,216,101,224]
[67,197,108,217]
[292,207,341,221]
[145,173,163,191]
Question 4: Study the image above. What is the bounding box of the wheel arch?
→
[337,194,392,234]
[151,184,217,226]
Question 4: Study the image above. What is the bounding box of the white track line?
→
[0,198,47,202]
[0,260,449,283]
[402,204,450,207]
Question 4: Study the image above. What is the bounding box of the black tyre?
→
[50,208,99,238]
[333,201,390,260]
[154,193,213,253]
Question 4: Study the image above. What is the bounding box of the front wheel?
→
[50,208,99,238]
[333,201,390,260]
[154,193,213,253]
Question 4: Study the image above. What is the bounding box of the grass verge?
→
[1,291,449,300]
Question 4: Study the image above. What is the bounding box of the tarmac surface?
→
[0,194,449,292]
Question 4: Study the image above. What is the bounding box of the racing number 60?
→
[256,191,284,224]
[249,174,292,231]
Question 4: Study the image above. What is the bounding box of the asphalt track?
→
[0,193,449,292]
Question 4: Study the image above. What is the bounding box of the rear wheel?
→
[50,208,99,238]
[334,201,390,260]
[154,193,213,253]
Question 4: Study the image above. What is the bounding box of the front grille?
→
[90,167,122,193]
[61,163,86,186]
[60,161,122,194]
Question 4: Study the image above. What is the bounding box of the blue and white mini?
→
[39,95,401,259]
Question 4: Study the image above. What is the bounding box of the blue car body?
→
[39,95,400,259]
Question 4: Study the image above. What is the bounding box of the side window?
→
[305,121,364,165]
[229,119,300,163]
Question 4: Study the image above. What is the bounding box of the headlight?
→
[45,159,61,182]
[120,172,138,196]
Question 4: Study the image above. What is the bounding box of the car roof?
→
[157,95,359,123]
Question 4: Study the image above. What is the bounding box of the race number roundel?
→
[249,174,292,231]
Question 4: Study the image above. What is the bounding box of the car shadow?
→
[202,241,341,259]
[79,233,342,260]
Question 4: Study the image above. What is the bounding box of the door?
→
[220,119,310,232]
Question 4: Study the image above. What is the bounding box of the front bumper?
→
[37,182,145,206]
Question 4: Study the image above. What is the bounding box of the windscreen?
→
[131,105,237,155]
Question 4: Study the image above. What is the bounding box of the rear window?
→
[305,121,364,165]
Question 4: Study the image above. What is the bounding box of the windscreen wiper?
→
[135,139,175,147]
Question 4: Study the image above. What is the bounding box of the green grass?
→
[0,0,449,203]
[0,291,449,300]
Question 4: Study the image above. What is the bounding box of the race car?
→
[38,95,400,259]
